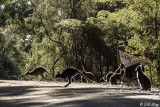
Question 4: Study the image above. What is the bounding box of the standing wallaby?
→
[55,67,95,87]
[135,64,151,91]
[106,63,125,83]
[26,66,53,81]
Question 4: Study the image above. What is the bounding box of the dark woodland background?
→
[0,0,160,86]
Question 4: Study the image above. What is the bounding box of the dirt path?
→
[0,80,160,107]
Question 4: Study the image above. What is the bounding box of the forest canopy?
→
[0,0,160,86]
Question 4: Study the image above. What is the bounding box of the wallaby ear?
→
[135,68,137,72]
[25,71,29,75]
[139,64,142,68]
[139,64,144,71]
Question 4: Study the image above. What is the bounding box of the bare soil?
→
[0,80,160,107]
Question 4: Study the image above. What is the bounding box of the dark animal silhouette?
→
[26,66,53,81]
[99,77,106,83]
[55,67,94,87]
[135,64,151,90]
[106,63,125,83]
[110,69,125,85]
[125,63,140,84]
[81,71,96,83]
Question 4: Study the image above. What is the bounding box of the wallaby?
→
[99,77,106,83]
[110,69,125,85]
[109,63,125,85]
[26,66,53,81]
[80,66,96,83]
[135,64,151,91]
[55,67,95,87]
[106,63,125,83]
[81,71,96,83]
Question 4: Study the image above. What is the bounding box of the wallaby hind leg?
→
[40,74,45,81]
[65,78,72,87]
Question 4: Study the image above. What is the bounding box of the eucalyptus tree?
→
[119,0,160,85]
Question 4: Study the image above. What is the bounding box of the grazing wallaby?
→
[106,63,125,83]
[55,67,95,87]
[81,71,96,83]
[26,66,53,81]
[110,63,125,85]
[110,69,125,85]
[80,66,96,83]
[99,77,106,83]
[135,64,151,91]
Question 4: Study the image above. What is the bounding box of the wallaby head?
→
[135,64,141,72]
[135,64,145,74]
[25,71,30,75]
[25,66,35,75]
[55,72,61,78]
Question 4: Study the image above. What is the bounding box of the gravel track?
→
[0,80,160,107]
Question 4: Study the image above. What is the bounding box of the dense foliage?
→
[0,0,159,85]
